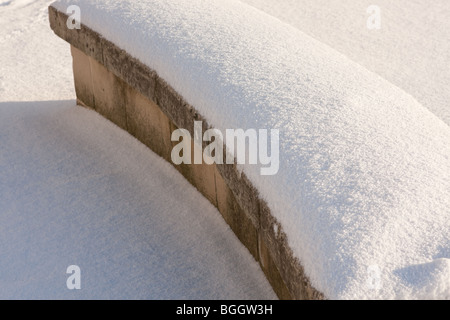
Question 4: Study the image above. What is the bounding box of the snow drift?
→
[51,0,450,299]
[241,0,450,127]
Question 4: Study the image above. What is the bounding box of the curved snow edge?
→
[49,0,450,299]
[48,5,324,300]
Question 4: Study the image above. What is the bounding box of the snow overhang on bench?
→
[49,0,450,300]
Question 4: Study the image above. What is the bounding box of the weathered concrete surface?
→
[49,5,324,300]
[215,166,259,260]
[127,88,173,162]
[259,200,325,300]
[71,46,95,108]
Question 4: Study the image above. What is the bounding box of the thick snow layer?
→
[241,0,450,127]
[51,0,450,299]
[0,100,276,299]
[0,0,276,299]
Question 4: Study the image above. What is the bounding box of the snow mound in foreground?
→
[0,100,276,299]
[52,0,450,299]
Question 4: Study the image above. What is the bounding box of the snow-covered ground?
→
[0,0,73,101]
[2,0,449,300]
[49,0,450,300]
[0,0,276,299]
[241,0,450,127]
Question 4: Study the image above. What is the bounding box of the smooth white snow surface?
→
[241,0,450,127]
[0,100,276,299]
[0,0,73,101]
[0,0,276,299]
[51,0,450,299]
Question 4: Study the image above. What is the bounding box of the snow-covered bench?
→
[49,0,450,299]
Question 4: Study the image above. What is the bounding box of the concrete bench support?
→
[49,5,324,300]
